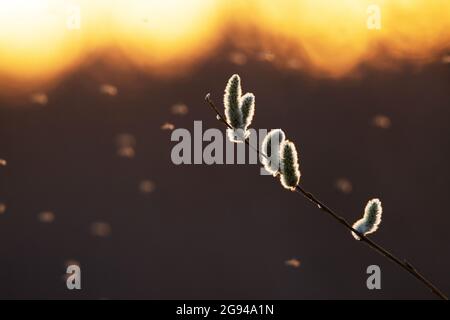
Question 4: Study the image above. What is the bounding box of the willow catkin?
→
[223,74,255,143]
[261,129,286,176]
[280,140,301,190]
[352,198,383,240]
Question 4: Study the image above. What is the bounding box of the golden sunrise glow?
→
[110,0,222,68]
[0,0,450,94]
[237,0,450,76]
[0,1,83,83]
[244,0,373,76]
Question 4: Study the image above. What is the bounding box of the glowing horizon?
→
[0,0,449,96]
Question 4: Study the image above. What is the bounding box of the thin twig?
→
[205,93,448,300]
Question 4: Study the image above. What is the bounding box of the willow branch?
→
[205,93,448,300]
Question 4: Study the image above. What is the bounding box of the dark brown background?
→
[0,49,449,299]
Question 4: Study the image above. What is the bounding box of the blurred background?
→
[0,0,449,299]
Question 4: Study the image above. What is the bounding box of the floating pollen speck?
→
[139,180,156,194]
[116,133,136,158]
[100,84,118,96]
[117,146,135,158]
[335,178,353,194]
[229,52,247,66]
[30,93,48,106]
[171,103,189,116]
[285,258,301,268]
[0,159,6,166]
[372,114,392,129]
[161,122,175,130]
[442,55,450,64]
[257,51,276,62]
[64,259,80,268]
[0,203,6,215]
[90,221,112,237]
[38,211,55,223]
[287,59,301,70]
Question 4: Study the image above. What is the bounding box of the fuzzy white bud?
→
[240,93,255,129]
[279,140,301,191]
[352,198,383,240]
[261,129,286,176]
[224,74,242,130]
[223,74,255,143]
